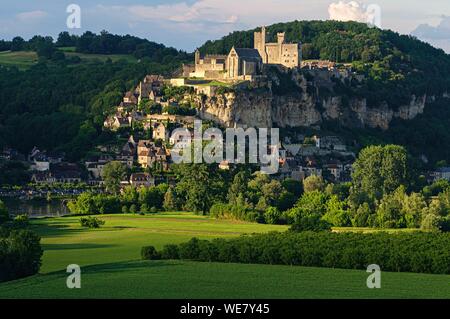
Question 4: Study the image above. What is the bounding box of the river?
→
[1,198,70,218]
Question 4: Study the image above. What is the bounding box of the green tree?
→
[175,164,225,215]
[303,175,326,193]
[375,187,406,229]
[163,188,177,211]
[281,179,303,197]
[351,145,410,202]
[352,202,373,227]
[286,190,329,223]
[102,161,127,194]
[322,195,351,227]
[402,192,427,228]
[264,206,281,224]
[227,171,249,205]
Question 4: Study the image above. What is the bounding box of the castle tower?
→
[254,26,267,64]
[277,32,285,44]
[195,49,200,65]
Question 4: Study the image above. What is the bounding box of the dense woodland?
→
[0,32,190,162]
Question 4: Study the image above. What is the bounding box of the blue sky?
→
[1,0,450,52]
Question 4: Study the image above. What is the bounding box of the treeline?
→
[67,183,169,215]
[143,231,450,275]
[3,31,190,63]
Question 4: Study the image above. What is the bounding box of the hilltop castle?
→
[254,26,301,68]
[185,26,302,81]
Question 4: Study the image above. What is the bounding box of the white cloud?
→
[328,1,382,28]
[328,1,368,22]
[16,10,48,22]
[412,16,450,53]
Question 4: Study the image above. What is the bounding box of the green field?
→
[0,51,38,69]
[0,49,136,69]
[19,213,288,273]
[0,213,449,299]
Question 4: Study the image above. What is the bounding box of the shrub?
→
[79,216,105,228]
[129,204,138,214]
[264,206,282,224]
[160,244,179,259]
[0,228,43,282]
[141,246,161,260]
[210,203,260,222]
[290,215,332,232]
[13,214,29,228]
[421,214,441,231]
[178,237,201,260]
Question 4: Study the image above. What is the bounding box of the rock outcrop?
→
[195,87,426,131]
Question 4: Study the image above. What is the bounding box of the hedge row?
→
[144,231,450,274]
[209,203,262,222]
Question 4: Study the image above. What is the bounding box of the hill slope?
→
[200,20,450,105]
[198,20,450,164]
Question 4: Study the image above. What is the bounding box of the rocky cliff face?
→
[195,86,427,130]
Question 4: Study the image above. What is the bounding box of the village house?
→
[104,115,132,131]
[129,172,155,188]
[152,122,169,141]
[218,160,230,171]
[430,167,450,182]
[31,163,82,184]
[313,135,347,152]
[86,162,106,180]
[137,139,169,169]
[278,159,305,181]
[135,75,165,104]
[123,91,138,105]
[323,163,344,182]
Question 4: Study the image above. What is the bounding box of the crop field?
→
[0,213,448,299]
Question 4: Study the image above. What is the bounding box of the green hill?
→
[200,20,450,105]
[199,21,450,164]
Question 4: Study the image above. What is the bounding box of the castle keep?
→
[254,26,301,69]
[186,26,302,81]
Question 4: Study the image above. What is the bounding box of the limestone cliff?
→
[195,88,426,131]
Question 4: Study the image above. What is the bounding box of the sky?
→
[1,0,450,53]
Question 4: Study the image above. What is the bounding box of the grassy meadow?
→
[0,49,136,70]
[0,213,449,299]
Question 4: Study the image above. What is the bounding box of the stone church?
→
[187,26,301,80]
